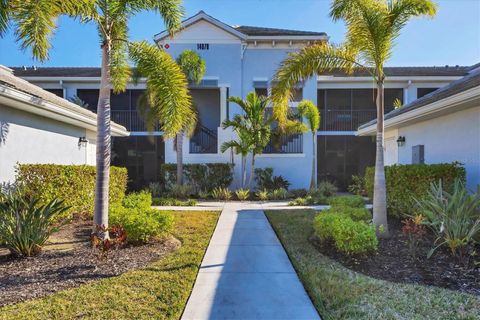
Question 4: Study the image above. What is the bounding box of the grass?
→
[265,209,480,320]
[0,211,220,320]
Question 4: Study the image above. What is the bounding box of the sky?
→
[0,0,479,67]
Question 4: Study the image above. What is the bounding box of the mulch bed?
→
[311,219,480,295]
[0,219,181,307]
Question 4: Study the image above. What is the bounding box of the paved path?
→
[181,202,320,320]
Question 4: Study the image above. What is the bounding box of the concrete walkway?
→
[181,202,320,320]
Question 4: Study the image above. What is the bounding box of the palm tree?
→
[272,0,436,237]
[174,50,206,185]
[298,100,320,189]
[221,92,272,188]
[2,0,187,238]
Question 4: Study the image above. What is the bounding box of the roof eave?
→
[357,86,480,136]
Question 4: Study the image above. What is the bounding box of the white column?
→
[220,86,227,124]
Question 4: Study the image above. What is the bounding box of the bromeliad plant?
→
[0,192,69,257]
[415,179,480,259]
[272,0,437,237]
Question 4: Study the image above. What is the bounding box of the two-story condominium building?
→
[11,11,475,190]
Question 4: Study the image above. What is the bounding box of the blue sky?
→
[0,0,479,67]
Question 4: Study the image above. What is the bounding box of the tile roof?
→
[358,69,480,130]
[11,65,473,78]
[233,25,327,37]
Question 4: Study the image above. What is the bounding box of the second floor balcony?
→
[111,110,161,132]
[321,109,377,131]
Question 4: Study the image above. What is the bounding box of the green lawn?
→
[265,209,480,320]
[0,211,220,320]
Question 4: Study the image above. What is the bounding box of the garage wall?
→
[396,105,480,190]
[0,104,94,183]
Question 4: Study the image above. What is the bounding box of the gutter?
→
[0,84,129,137]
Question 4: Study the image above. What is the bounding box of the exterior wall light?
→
[78,136,88,148]
[396,136,406,147]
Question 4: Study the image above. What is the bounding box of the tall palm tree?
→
[272,0,437,237]
[174,50,206,185]
[2,0,188,238]
[298,100,320,189]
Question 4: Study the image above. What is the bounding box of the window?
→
[417,87,438,98]
[255,88,268,98]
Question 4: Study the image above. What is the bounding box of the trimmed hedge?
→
[365,163,465,218]
[16,164,127,220]
[161,163,233,192]
[328,195,365,208]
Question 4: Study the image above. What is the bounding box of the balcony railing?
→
[322,109,377,131]
[263,133,303,154]
[189,126,218,154]
[111,110,161,132]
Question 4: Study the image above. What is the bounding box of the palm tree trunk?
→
[176,132,183,185]
[248,154,256,188]
[310,132,316,189]
[373,80,390,238]
[242,155,247,188]
[93,41,112,239]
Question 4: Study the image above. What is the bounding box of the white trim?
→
[357,86,480,136]
[247,35,327,41]
[154,12,248,42]
[257,153,306,158]
[0,84,128,136]
[318,131,356,136]
[317,75,462,82]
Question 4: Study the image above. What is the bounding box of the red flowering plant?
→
[402,214,427,259]
[91,224,127,259]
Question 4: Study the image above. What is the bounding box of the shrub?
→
[289,197,307,206]
[198,190,210,199]
[16,164,127,220]
[289,188,308,198]
[167,184,192,199]
[122,191,152,211]
[314,211,377,255]
[0,193,69,257]
[415,179,480,258]
[148,182,163,197]
[151,198,197,206]
[316,180,338,197]
[254,168,290,191]
[110,205,173,243]
[401,215,427,258]
[348,175,367,196]
[235,188,250,201]
[269,188,289,200]
[161,163,233,193]
[256,189,269,201]
[365,163,466,217]
[327,206,371,222]
[211,187,232,201]
[288,195,329,206]
[328,195,365,208]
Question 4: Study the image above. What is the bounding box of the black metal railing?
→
[263,133,303,154]
[189,125,218,154]
[111,110,161,132]
[322,109,377,131]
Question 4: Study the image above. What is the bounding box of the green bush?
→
[0,193,69,257]
[211,187,232,201]
[235,188,250,201]
[269,188,289,200]
[314,211,377,255]
[16,164,127,220]
[328,195,365,208]
[316,180,338,197]
[289,188,308,198]
[151,198,197,206]
[327,206,371,222]
[365,163,465,217]
[161,163,233,193]
[415,179,480,258]
[256,189,269,201]
[110,205,173,243]
[288,195,329,206]
[167,184,192,199]
[347,175,367,196]
[254,167,290,191]
[122,191,152,211]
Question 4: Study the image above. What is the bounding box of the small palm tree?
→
[2,0,188,238]
[272,0,437,237]
[222,92,272,188]
[298,100,320,189]
[174,50,206,185]
[220,129,254,189]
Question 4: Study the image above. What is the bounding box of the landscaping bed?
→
[311,218,479,295]
[0,211,219,319]
[0,218,181,306]
[266,209,480,320]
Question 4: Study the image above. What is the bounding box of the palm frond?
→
[0,0,10,36]
[109,18,130,93]
[272,42,360,126]
[176,50,206,84]
[298,99,320,133]
[129,41,194,138]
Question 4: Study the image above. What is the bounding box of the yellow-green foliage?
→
[16,164,127,220]
[122,191,152,211]
[365,163,465,217]
[328,195,365,208]
[235,188,250,201]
